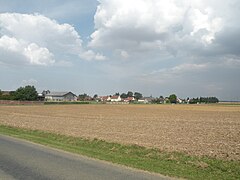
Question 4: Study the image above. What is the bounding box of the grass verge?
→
[0,125,239,180]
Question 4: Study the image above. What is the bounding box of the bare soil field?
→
[0,104,239,160]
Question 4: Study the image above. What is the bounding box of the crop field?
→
[0,104,239,160]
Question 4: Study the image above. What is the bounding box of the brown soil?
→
[0,104,239,160]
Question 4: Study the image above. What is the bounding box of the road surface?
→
[0,135,171,180]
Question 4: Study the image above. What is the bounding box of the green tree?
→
[78,93,88,101]
[93,94,98,99]
[134,92,143,100]
[169,94,177,104]
[120,93,128,98]
[127,91,133,97]
[14,85,38,101]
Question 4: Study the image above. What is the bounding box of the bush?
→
[44,101,90,105]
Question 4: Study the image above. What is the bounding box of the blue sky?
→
[0,0,240,100]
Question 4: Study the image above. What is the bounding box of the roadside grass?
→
[0,125,239,180]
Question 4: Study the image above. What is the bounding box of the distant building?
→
[98,96,111,102]
[138,97,154,104]
[123,97,135,102]
[110,95,122,102]
[44,91,77,101]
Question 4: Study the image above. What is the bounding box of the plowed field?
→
[0,104,239,160]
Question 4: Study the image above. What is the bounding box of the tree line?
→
[188,97,219,104]
[0,86,38,101]
[0,86,219,103]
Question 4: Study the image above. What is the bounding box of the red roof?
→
[126,97,134,100]
[111,96,120,99]
[99,96,109,100]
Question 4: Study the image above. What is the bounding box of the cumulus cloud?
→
[79,50,106,61]
[89,0,240,64]
[0,13,105,66]
[91,1,222,52]
[89,0,240,100]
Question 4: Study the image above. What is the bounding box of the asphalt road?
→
[0,135,171,180]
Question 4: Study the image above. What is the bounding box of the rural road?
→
[0,135,171,180]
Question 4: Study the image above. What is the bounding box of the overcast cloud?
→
[0,0,239,100]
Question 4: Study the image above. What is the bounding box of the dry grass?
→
[0,104,239,160]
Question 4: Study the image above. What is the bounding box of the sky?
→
[0,0,240,100]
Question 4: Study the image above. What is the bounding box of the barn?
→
[44,92,77,101]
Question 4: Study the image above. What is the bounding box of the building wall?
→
[110,96,121,102]
[64,93,77,101]
[45,93,77,101]
[52,96,64,101]
[45,96,53,101]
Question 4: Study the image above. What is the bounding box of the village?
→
[0,86,219,104]
[36,90,185,104]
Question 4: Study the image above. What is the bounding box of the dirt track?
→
[0,104,239,160]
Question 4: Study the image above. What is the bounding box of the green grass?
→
[0,125,239,180]
[44,101,91,105]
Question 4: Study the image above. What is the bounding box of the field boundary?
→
[0,100,44,105]
[0,125,239,180]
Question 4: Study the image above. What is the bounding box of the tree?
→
[0,89,2,96]
[78,93,88,101]
[114,92,120,96]
[120,93,128,98]
[134,92,143,100]
[169,94,177,104]
[14,85,38,101]
[189,97,219,104]
[127,91,133,97]
[93,94,98,99]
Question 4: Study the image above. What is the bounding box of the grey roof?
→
[45,92,76,97]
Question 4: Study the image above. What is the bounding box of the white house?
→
[110,95,122,102]
[177,98,183,104]
[98,96,111,102]
[44,91,77,101]
[138,97,154,104]
[123,97,135,102]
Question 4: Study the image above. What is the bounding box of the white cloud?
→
[0,35,55,65]
[120,50,129,59]
[90,0,225,58]
[23,43,55,65]
[0,13,104,66]
[79,50,106,61]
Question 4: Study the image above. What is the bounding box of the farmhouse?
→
[44,91,77,101]
[98,96,111,102]
[123,97,135,102]
[110,95,122,102]
[138,97,154,104]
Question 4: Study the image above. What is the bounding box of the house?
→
[37,93,45,101]
[123,97,135,102]
[177,98,185,104]
[98,96,111,102]
[110,95,122,102]
[159,97,165,104]
[44,91,77,101]
[138,97,154,104]
[83,95,93,101]
[164,97,170,104]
